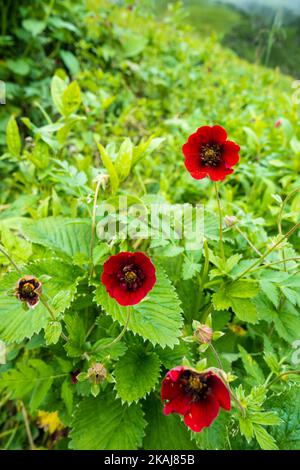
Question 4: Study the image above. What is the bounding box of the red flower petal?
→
[211,125,227,144]
[183,396,220,432]
[222,141,240,167]
[163,394,191,416]
[207,374,231,411]
[206,165,233,181]
[161,376,182,401]
[167,366,186,382]
[195,126,212,144]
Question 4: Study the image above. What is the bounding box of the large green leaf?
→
[0,359,53,411]
[114,347,161,403]
[143,396,197,450]
[269,387,300,450]
[21,217,91,261]
[94,267,183,348]
[70,391,146,450]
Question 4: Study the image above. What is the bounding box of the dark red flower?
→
[161,366,231,432]
[101,252,156,306]
[182,125,240,181]
[15,276,42,309]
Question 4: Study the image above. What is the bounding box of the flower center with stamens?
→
[21,282,35,297]
[124,271,137,284]
[201,143,222,167]
[180,371,210,401]
[117,263,145,291]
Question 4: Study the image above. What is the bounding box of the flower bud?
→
[194,323,213,344]
[224,215,237,228]
[87,363,107,384]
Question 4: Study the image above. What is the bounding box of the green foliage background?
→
[0,0,299,451]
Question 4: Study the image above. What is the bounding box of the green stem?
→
[0,245,22,273]
[93,307,131,352]
[20,401,35,451]
[201,239,210,288]
[248,256,300,274]
[266,370,300,389]
[235,225,262,257]
[214,182,225,261]
[89,179,102,278]
[208,343,246,417]
[234,220,300,281]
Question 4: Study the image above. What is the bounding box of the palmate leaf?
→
[21,217,91,261]
[94,267,183,348]
[114,347,161,403]
[0,359,53,411]
[69,390,146,450]
[269,387,300,450]
[143,396,197,450]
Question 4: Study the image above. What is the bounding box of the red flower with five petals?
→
[161,366,231,432]
[182,125,240,181]
[101,252,156,306]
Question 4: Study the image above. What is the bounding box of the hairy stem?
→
[234,220,300,281]
[93,307,131,352]
[208,343,246,417]
[214,182,225,261]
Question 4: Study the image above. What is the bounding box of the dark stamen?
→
[201,143,222,167]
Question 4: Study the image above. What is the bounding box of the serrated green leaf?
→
[212,290,231,310]
[94,267,183,348]
[0,359,53,411]
[238,346,265,384]
[239,416,254,442]
[21,217,91,261]
[253,424,278,450]
[143,396,197,450]
[182,258,201,280]
[61,379,73,415]
[44,321,62,345]
[6,115,21,157]
[193,410,230,449]
[70,391,146,449]
[268,387,300,449]
[114,347,161,403]
[227,280,259,298]
[259,280,280,308]
[230,298,257,323]
[250,411,281,426]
